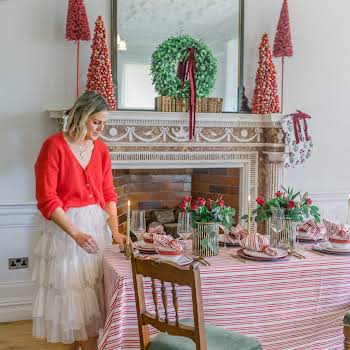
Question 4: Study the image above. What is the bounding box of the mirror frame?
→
[111,0,245,112]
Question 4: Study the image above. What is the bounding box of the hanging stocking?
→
[281,110,313,168]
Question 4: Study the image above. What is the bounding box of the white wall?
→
[0,0,349,321]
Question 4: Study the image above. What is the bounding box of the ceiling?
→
[117,0,240,50]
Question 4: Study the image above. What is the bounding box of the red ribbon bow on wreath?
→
[177,48,196,140]
[291,110,311,144]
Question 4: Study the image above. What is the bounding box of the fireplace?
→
[113,167,241,234]
[48,110,286,234]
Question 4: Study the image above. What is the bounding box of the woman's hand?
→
[73,231,99,254]
[113,232,126,247]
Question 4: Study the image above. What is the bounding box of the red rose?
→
[190,201,199,211]
[179,201,187,211]
[198,197,206,206]
[287,200,295,209]
[206,202,213,210]
[183,196,191,203]
[275,191,283,197]
[256,196,265,206]
[306,198,312,205]
[218,200,225,207]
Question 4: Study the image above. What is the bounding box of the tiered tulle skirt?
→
[32,204,112,344]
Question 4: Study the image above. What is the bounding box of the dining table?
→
[98,244,350,350]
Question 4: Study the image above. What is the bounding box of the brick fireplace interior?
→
[113,168,240,235]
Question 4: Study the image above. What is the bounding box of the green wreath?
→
[150,35,217,99]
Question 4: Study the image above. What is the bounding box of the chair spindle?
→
[161,281,168,323]
[151,278,159,320]
[171,282,179,325]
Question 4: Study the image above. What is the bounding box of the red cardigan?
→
[35,132,117,219]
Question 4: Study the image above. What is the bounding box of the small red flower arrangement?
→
[247,187,320,223]
[179,195,235,228]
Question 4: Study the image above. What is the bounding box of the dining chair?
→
[131,253,262,350]
[344,312,350,349]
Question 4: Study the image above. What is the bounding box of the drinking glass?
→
[177,212,193,252]
[131,210,146,241]
[270,208,285,248]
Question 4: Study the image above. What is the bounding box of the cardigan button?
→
[89,194,93,198]
[86,183,90,187]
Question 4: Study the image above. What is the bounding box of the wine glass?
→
[131,210,146,242]
[177,212,192,251]
[270,208,285,248]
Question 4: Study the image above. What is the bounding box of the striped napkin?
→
[153,234,183,252]
[297,219,325,240]
[235,227,278,256]
[148,224,166,235]
[323,219,350,240]
[231,224,249,241]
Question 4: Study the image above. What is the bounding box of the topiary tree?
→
[65,0,90,98]
[273,0,294,113]
[251,33,280,114]
[86,16,116,110]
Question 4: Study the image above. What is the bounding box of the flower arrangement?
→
[244,186,321,223]
[179,196,235,228]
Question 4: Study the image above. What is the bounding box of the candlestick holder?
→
[123,240,132,258]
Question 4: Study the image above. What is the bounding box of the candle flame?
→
[128,200,130,206]
[248,195,251,201]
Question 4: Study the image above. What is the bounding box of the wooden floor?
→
[0,320,69,350]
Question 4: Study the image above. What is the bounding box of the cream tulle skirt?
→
[32,204,112,344]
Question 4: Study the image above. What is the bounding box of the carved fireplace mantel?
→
[48,110,286,232]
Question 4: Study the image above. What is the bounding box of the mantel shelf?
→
[48,109,285,128]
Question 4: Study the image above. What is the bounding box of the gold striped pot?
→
[192,222,219,257]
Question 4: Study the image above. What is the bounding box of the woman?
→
[32,91,124,350]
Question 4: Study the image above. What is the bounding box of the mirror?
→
[111,0,244,112]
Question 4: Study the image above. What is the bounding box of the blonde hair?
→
[65,91,110,142]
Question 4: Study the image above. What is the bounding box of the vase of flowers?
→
[246,187,320,250]
[179,196,235,256]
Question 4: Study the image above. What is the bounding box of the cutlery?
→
[231,253,247,264]
[289,250,305,259]
[307,249,324,256]
[184,255,207,266]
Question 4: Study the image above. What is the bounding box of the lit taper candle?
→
[127,200,131,245]
[248,195,251,234]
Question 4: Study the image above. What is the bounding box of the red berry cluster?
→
[273,0,293,58]
[251,33,280,114]
[65,0,90,41]
[86,16,117,110]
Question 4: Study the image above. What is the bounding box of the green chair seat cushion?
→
[344,311,350,325]
[147,318,262,350]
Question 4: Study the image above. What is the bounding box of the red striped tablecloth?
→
[99,245,350,350]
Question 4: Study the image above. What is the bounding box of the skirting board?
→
[0,296,33,322]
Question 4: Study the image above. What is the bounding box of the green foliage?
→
[179,196,235,228]
[242,186,321,224]
[179,196,235,255]
[151,35,217,99]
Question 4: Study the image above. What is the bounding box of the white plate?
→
[319,241,350,253]
[218,234,239,246]
[243,248,288,259]
[137,241,154,248]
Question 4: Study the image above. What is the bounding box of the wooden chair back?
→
[131,253,206,350]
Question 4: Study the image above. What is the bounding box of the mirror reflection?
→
[113,0,242,112]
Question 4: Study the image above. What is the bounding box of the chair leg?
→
[344,324,350,350]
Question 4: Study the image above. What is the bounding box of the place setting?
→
[311,218,350,255]
[124,206,204,266]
